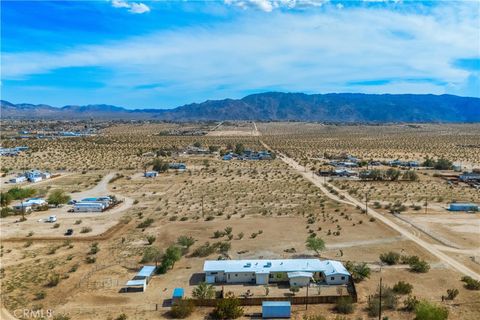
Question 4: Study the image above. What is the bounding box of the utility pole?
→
[365,190,369,215]
[201,193,205,218]
[378,277,383,320]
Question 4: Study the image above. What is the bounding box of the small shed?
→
[262,301,291,318]
[124,279,147,292]
[144,171,158,178]
[172,288,184,300]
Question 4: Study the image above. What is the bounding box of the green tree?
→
[345,261,371,283]
[192,282,215,299]
[415,300,448,320]
[234,143,245,155]
[306,236,325,257]
[380,251,401,265]
[434,158,452,170]
[386,168,401,181]
[47,189,71,207]
[211,294,244,319]
[151,158,169,172]
[0,192,13,207]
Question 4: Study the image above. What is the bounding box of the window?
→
[341,276,345,280]
[331,277,335,280]
[211,272,217,275]
[235,274,238,277]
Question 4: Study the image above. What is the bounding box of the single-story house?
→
[144,171,158,178]
[13,198,47,211]
[24,170,50,182]
[448,203,478,212]
[203,259,350,286]
[9,176,27,184]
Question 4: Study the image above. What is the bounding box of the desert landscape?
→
[1,121,479,320]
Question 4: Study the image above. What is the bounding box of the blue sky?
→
[1,0,479,109]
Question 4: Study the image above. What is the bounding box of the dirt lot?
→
[1,122,479,319]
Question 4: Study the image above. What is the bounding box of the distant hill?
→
[2,92,479,122]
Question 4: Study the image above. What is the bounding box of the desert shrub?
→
[80,227,92,233]
[177,235,195,249]
[74,219,82,225]
[137,218,154,228]
[400,255,419,264]
[446,288,459,300]
[45,273,60,287]
[461,276,480,290]
[35,291,46,300]
[409,259,430,273]
[192,282,215,299]
[367,285,397,317]
[392,281,413,294]
[115,314,127,320]
[335,296,354,314]
[146,235,156,245]
[191,242,219,257]
[85,256,96,264]
[170,299,195,318]
[89,242,99,254]
[211,294,244,319]
[157,245,182,273]
[345,261,370,282]
[415,300,448,320]
[303,316,326,320]
[53,315,71,320]
[404,295,420,312]
[380,251,400,265]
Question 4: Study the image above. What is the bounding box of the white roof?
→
[203,259,350,276]
[125,279,146,287]
[287,271,314,278]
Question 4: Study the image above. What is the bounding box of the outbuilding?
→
[73,202,105,212]
[448,203,478,212]
[144,171,158,178]
[9,176,27,184]
[172,288,184,301]
[262,301,291,318]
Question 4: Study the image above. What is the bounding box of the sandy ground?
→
[260,139,480,280]
[0,172,133,239]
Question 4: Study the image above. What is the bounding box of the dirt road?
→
[259,138,480,280]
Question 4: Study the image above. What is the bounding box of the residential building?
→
[203,259,350,286]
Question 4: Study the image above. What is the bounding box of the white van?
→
[47,215,57,223]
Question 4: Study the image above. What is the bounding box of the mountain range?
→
[2,92,479,122]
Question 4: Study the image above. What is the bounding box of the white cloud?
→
[3,2,479,105]
[129,2,150,14]
[110,0,150,14]
[111,0,130,8]
[225,0,329,12]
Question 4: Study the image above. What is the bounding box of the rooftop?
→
[203,259,350,276]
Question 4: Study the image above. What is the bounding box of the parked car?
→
[64,229,74,236]
[47,215,57,223]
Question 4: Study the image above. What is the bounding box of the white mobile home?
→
[203,259,350,287]
[73,202,105,212]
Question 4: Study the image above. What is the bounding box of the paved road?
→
[257,132,480,280]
